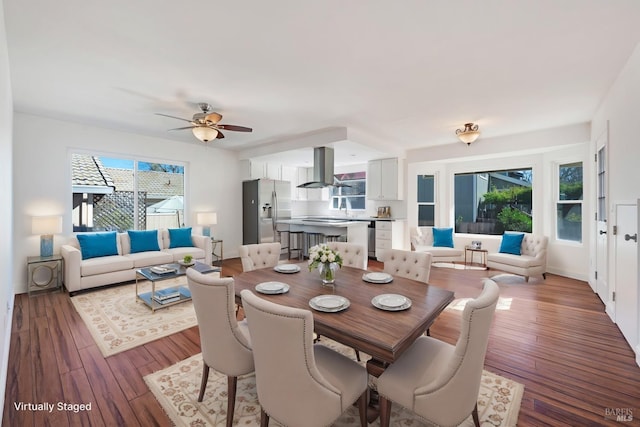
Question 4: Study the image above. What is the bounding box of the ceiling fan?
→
[156,103,252,142]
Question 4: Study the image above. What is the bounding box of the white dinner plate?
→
[362,272,393,283]
[309,295,350,312]
[372,294,412,311]
[255,282,290,295]
[274,264,301,273]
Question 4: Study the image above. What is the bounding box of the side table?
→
[27,255,63,296]
[464,246,488,269]
[211,239,223,267]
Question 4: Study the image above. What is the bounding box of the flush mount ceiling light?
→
[456,123,480,146]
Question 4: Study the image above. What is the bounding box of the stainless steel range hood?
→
[297,147,336,188]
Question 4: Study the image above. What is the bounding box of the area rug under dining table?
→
[145,339,524,426]
[70,278,198,357]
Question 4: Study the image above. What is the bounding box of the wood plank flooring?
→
[3,259,640,426]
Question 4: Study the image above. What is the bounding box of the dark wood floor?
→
[3,258,640,426]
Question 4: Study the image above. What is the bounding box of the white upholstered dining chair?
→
[376,279,500,427]
[239,242,281,272]
[326,241,367,270]
[240,289,369,427]
[186,269,254,427]
[382,249,433,283]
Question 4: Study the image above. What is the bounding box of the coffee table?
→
[135,261,220,312]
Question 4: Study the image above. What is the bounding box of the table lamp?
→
[32,215,63,257]
[197,212,217,238]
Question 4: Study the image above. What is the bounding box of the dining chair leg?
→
[379,395,392,427]
[260,408,270,427]
[197,364,210,402]
[472,402,480,427]
[357,390,367,427]
[226,376,238,427]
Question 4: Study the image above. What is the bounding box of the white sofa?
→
[409,226,463,263]
[61,229,212,294]
[487,233,548,282]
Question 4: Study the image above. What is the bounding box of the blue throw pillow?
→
[432,227,454,248]
[499,233,525,255]
[76,232,118,260]
[128,230,160,253]
[168,227,193,248]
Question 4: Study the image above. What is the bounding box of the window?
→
[454,168,532,235]
[330,172,366,211]
[71,154,185,232]
[557,161,583,242]
[417,175,435,226]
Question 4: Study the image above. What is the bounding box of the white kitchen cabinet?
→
[367,158,404,200]
[250,160,266,179]
[265,163,282,180]
[375,220,405,260]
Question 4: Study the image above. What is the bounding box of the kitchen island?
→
[277,218,368,257]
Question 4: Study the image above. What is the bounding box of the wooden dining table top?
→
[233,263,455,368]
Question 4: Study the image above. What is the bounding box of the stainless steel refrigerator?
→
[242,179,292,245]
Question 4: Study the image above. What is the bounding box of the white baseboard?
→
[0,293,14,422]
[546,266,588,282]
[636,344,640,368]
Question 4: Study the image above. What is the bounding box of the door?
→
[614,203,638,350]
[595,127,609,308]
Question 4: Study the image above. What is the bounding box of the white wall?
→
[12,113,243,294]
[406,124,591,280]
[0,2,14,419]
[592,41,640,363]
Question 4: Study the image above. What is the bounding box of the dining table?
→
[233,262,455,378]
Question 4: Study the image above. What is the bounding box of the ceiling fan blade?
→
[217,124,253,132]
[155,113,193,123]
[216,131,225,139]
[205,112,222,124]
[168,126,197,131]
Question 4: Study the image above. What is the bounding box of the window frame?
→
[453,167,534,236]
[329,171,367,212]
[555,160,583,244]
[416,174,436,226]
[71,151,187,232]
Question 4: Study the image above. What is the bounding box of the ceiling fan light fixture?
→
[192,126,218,142]
[456,123,480,145]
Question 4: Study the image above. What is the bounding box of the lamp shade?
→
[197,212,218,226]
[32,216,63,235]
[192,127,218,142]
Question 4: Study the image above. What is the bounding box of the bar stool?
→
[323,234,341,243]
[288,231,304,261]
[306,232,324,254]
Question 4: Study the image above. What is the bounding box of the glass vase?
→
[318,262,338,285]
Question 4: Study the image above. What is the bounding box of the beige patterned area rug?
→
[145,342,524,426]
[70,278,198,357]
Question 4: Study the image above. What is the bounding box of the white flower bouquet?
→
[308,244,343,284]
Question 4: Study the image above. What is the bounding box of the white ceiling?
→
[5,0,640,166]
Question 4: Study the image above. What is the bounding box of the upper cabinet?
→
[367,158,404,200]
[241,160,296,182]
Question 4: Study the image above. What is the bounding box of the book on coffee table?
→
[150,265,177,275]
[153,288,180,300]
[153,295,181,304]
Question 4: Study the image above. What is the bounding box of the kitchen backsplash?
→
[292,199,406,219]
